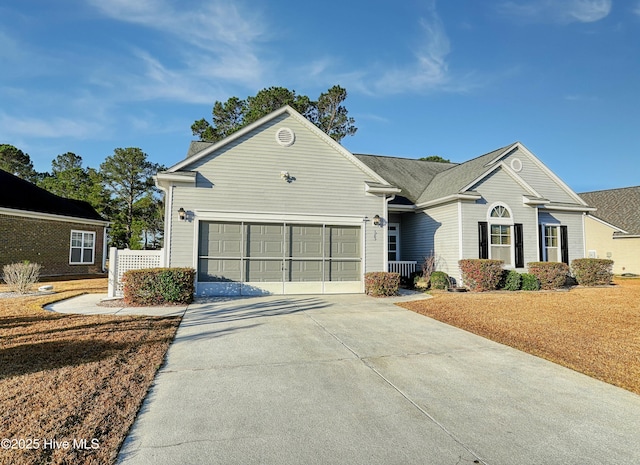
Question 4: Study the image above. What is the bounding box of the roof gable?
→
[167,106,389,185]
[580,186,640,235]
[0,169,106,222]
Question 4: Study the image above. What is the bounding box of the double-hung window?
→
[544,226,559,262]
[70,231,95,264]
[489,205,513,266]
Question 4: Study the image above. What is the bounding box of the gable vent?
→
[275,127,295,147]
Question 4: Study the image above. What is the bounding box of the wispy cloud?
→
[86,0,268,100]
[0,112,104,139]
[498,0,612,23]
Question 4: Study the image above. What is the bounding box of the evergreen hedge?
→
[123,268,195,306]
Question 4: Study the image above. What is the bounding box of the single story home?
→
[0,169,109,277]
[155,105,593,296]
[579,186,640,275]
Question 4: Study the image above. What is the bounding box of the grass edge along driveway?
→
[399,277,640,396]
[0,278,181,465]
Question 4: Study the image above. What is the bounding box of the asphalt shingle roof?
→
[354,154,456,203]
[579,186,640,236]
[0,169,106,222]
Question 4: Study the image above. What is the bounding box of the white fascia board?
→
[542,204,597,213]
[416,192,481,209]
[388,204,416,212]
[513,143,589,207]
[586,213,628,234]
[0,207,110,226]
[461,162,542,198]
[614,234,640,239]
[523,195,550,206]
[485,142,519,166]
[364,182,402,195]
[155,171,197,189]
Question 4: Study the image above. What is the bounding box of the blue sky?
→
[1,0,638,192]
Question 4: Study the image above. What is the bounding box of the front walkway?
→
[113,293,640,465]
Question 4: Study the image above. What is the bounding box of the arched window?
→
[488,204,513,266]
[490,205,510,219]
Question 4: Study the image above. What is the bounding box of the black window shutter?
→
[514,223,524,268]
[538,225,545,261]
[560,226,569,264]
[478,222,488,259]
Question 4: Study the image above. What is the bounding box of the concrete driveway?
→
[117,293,640,465]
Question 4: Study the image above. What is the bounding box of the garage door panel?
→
[247,224,284,257]
[246,259,282,282]
[199,222,242,257]
[326,260,361,281]
[287,260,323,282]
[198,258,242,282]
[326,226,360,258]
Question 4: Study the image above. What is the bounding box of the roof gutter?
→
[416,192,482,209]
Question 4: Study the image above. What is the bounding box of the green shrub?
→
[429,271,450,290]
[502,270,521,291]
[571,258,614,286]
[2,261,42,294]
[458,259,504,292]
[365,272,400,297]
[123,268,195,306]
[527,262,569,290]
[520,273,540,291]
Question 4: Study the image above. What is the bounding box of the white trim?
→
[460,161,542,199]
[0,207,109,226]
[416,192,482,209]
[458,201,464,262]
[486,202,515,224]
[387,222,400,263]
[540,223,561,262]
[69,230,96,265]
[193,209,366,225]
[542,204,596,212]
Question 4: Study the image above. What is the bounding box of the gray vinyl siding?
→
[463,168,539,269]
[402,202,459,277]
[168,112,386,274]
[502,148,578,205]
[539,210,585,263]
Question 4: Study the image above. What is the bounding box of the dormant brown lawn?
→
[399,277,640,396]
[0,278,181,465]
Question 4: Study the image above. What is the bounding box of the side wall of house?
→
[168,112,386,275]
[401,202,459,278]
[538,210,585,263]
[0,214,105,276]
[584,216,640,275]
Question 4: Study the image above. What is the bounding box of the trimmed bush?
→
[123,268,195,306]
[520,273,540,291]
[429,271,450,290]
[571,258,614,286]
[458,259,504,292]
[527,262,569,290]
[502,270,521,291]
[2,261,42,294]
[365,272,400,297]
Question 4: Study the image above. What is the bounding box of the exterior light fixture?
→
[280,171,294,183]
[178,207,186,221]
[373,214,381,226]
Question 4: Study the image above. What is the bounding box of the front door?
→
[388,223,399,262]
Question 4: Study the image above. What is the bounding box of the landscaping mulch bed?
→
[0,278,181,465]
[399,278,640,396]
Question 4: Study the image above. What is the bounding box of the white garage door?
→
[197,221,362,295]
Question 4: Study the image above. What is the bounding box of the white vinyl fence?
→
[107,248,165,297]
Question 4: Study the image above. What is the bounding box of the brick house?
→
[0,169,109,277]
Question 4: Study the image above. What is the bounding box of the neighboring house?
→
[0,169,109,277]
[579,186,640,275]
[156,105,592,296]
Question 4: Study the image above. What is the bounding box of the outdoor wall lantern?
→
[373,214,381,226]
[178,207,186,221]
[280,171,294,183]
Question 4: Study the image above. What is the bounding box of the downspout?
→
[102,226,108,273]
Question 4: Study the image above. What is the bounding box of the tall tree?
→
[100,147,162,249]
[0,144,37,181]
[309,85,357,141]
[192,85,356,143]
[38,152,111,216]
